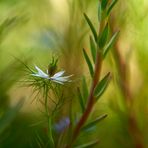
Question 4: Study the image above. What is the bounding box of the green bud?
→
[48,57,58,76]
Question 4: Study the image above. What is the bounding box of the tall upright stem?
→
[66,17,105,148]
[71,53,102,144]
[45,85,55,147]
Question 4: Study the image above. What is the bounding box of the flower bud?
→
[47,58,58,76]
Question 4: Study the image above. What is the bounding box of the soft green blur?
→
[0,0,148,147]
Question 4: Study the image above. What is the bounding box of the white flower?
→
[31,66,72,85]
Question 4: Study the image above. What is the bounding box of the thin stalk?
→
[48,117,55,148]
[71,52,102,144]
[44,84,55,148]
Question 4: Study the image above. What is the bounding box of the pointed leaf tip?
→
[98,23,109,49]
[83,48,94,78]
[84,13,98,42]
[82,114,107,131]
[107,0,118,15]
[94,72,111,101]
[103,30,120,58]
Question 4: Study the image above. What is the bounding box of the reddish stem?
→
[66,7,106,147]
[66,52,102,148]
[72,53,102,143]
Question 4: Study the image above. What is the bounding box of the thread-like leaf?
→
[82,114,107,131]
[84,13,98,42]
[94,72,111,101]
[74,140,99,148]
[107,0,118,15]
[82,76,89,102]
[90,36,96,63]
[83,48,94,78]
[77,87,85,113]
[98,23,109,49]
[103,31,119,58]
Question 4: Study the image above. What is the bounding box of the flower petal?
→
[50,79,64,85]
[52,71,65,78]
[31,65,72,84]
[31,73,49,79]
[60,75,73,79]
[57,75,73,82]
[51,75,73,83]
[34,66,49,78]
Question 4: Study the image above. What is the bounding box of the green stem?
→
[44,84,55,148]
[48,117,55,148]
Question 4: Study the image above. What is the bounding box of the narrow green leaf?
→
[82,114,107,131]
[90,36,96,63]
[83,48,94,78]
[103,31,119,58]
[101,0,109,10]
[98,23,109,49]
[94,72,111,101]
[107,0,118,15]
[74,140,99,148]
[98,2,102,22]
[77,87,85,113]
[84,13,98,42]
[82,76,89,102]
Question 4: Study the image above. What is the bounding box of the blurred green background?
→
[0,0,148,147]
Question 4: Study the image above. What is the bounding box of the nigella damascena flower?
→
[31,66,72,85]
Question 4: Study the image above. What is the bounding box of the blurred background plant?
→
[0,0,148,148]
